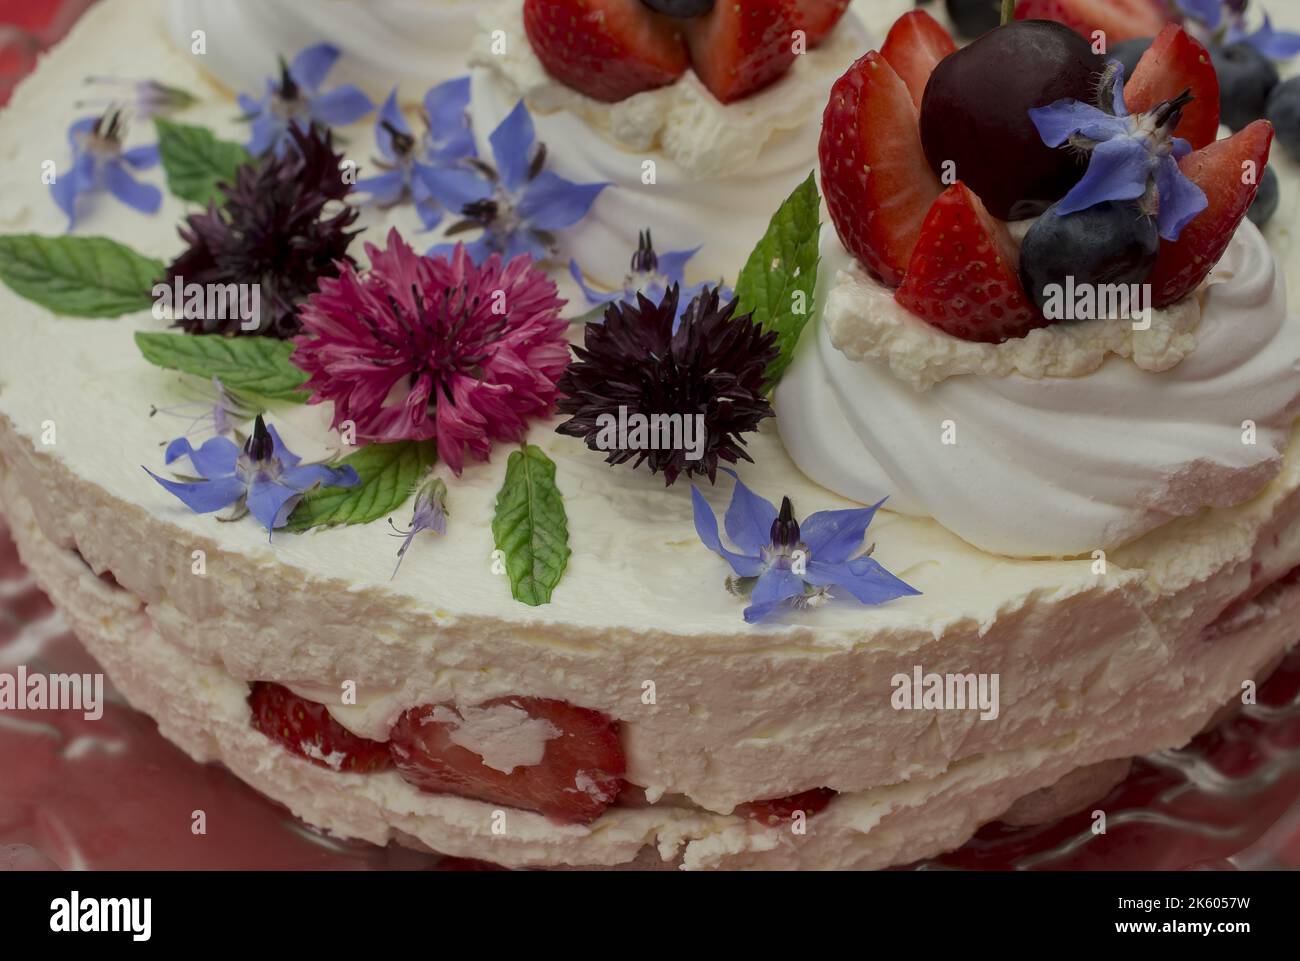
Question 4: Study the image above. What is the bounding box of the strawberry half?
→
[792,0,851,47]
[248,682,393,773]
[1148,120,1274,308]
[820,51,943,288]
[1014,0,1171,43]
[522,0,689,103]
[1125,24,1220,151]
[389,696,626,825]
[896,182,1046,343]
[685,0,798,104]
[880,9,958,112]
[736,787,837,826]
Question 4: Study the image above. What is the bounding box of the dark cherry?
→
[639,0,714,17]
[920,20,1105,221]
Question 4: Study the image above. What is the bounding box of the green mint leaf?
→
[491,445,571,607]
[0,234,164,318]
[286,440,437,532]
[134,331,308,402]
[155,118,251,206]
[734,172,821,388]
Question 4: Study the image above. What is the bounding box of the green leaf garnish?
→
[491,444,571,607]
[285,440,437,532]
[734,172,821,388]
[134,331,308,402]
[0,234,164,318]
[155,118,251,206]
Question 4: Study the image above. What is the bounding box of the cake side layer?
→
[5,469,1296,870]
[4,404,1300,817]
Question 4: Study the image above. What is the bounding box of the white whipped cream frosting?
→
[468,1,870,286]
[166,0,482,99]
[777,222,1300,558]
[832,218,1204,392]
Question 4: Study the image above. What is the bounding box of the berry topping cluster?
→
[523,0,850,104]
[821,9,1274,344]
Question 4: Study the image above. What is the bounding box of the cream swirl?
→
[776,222,1300,558]
[166,0,480,99]
[468,2,869,286]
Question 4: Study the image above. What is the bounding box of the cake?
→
[1,0,1299,872]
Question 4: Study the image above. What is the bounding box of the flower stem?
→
[1002,0,1016,26]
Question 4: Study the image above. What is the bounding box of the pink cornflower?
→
[293,229,569,474]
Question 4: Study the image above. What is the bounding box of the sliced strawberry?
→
[896,182,1046,342]
[1148,120,1274,308]
[820,51,943,287]
[248,682,393,773]
[1014,0,1171,43]
[389,696,626,825]
[880,9,958,112]
[522,0,689,103]
[1124,24,1220,151]
[792,0,850,47]
[685,0,798,104]
[736,787,837,826]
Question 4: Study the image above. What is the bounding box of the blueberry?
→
[639,0,713,16]
[1107,37,1154,79]
[1265,77,1300,162]
[943,0,1002,40]
[1019,202,1160,318]
[1212,42,1280,132]
[1248,165,1280,228]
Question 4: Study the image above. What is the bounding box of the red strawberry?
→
[1148,120,1274,308]
[1014,0,1170,43]
[389,696,626,825]
[736,787,837,826]
[820,51,943,287]
[248,682,393,773]
[896,182,1046,343]
[522,0,689,103]
[792,0,850,47]
[1124,24,1220,151]
[881,9,958,112]
[685,0,799,104]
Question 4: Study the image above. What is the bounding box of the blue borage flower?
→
[51,109,161,228]
[691,469,918,623]
[423,99,608,263]
[388,473,449,578]
[145,415,359,536]
[1029,65,1208,241]
[355,78,476,231]
[79,77,197,120]
[1178,0,1300,59]
[568,230,733,328]
[238,44,374,156]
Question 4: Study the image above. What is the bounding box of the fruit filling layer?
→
[249,682,836,827]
